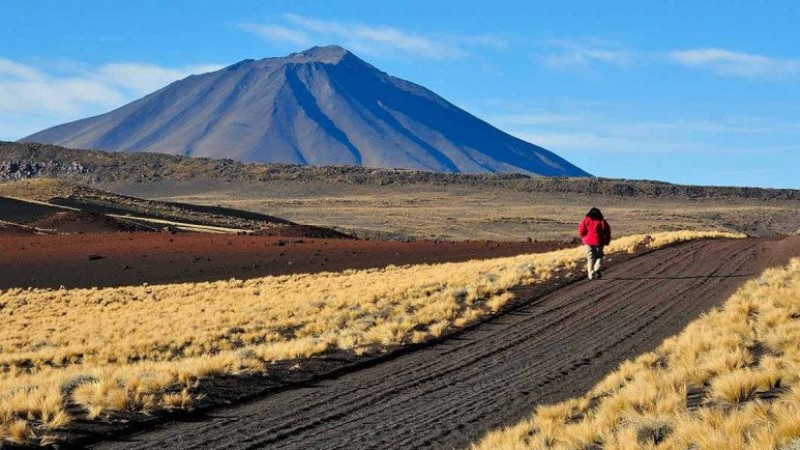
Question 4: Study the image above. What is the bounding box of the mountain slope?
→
[22,46,589,176]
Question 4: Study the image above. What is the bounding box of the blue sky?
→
[2,1,800,188]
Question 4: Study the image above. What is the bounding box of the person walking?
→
[578,207,611,280]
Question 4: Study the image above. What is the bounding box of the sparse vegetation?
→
[146,183,800,240]
[0,231,738,445]
[4,143,800,239]
[472,257,800,450]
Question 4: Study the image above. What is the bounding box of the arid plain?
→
[2,145,800,449]
[114,178,800,242]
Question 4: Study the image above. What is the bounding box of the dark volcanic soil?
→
[0,222,35,235]
[0,189,349,239]
[87,236,800,450]
[27,211,152,234]
[0,196,63,222]
[0,233,566,290]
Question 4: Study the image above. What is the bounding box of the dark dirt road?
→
[91,236,800,450]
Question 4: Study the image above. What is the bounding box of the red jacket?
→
[579,217,611,247]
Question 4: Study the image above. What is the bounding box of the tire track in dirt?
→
[91,237,800,450]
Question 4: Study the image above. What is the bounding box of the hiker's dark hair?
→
[586,207,604,220]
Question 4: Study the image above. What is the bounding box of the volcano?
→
[22,46,589,176]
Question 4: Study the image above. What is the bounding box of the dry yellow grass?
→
[0,231,739,445]
[0,178,83,202]
[472,256,800,450]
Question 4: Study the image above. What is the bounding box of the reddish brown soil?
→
[84,236,800,450]
[0,233,566,290]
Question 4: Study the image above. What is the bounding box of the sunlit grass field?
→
[473,257,800,450]
[0,231,739,445]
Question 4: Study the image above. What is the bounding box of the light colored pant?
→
[585,245,604,278]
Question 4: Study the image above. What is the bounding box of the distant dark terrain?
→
[3,141,799,200]
[3,141,800,239]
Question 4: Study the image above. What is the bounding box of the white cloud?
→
[0,58,125,116]
[508,119,800,154]
[239,23,312,47]
[0,58,221,140]
[539,39,634,70]
[0,58,42,80]
[512,131,683,154]
[485,101,800,158]
[97,63,223,95]
[669,48,800,79]
[535,40,800,82]
[241,14,506,60]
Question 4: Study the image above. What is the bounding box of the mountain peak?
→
[287,45,351,64]
[222,46,354,72]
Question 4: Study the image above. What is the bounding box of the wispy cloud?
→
[0,59,41,80]
[96,63,222,95]
[538,39,634,70]
[241,14,506,60]
[0,58,124,117]
[239,23,312,47]
[486,102,800,157]
[0,58,221,139]
[500,111,800,187]
[669,48,800,79]
[514,131,654,153]
[536,39,800,82]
